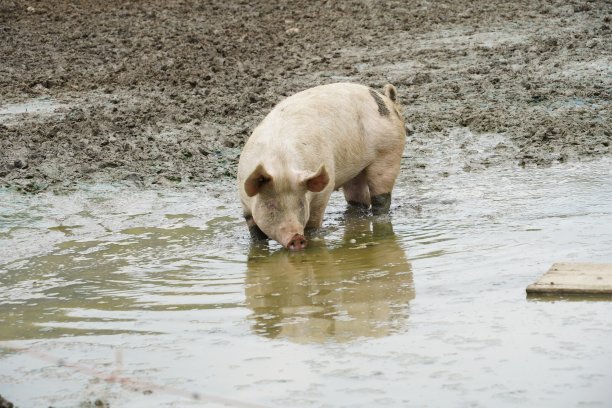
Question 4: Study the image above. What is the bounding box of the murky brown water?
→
[1,156,612,407]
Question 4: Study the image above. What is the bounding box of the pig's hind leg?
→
[364,154,401,215]
[342,170,371,209]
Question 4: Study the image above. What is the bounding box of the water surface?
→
[1,156,611,407]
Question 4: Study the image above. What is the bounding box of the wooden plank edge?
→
[526,283,612,295]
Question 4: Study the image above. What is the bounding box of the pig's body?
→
[238,83,406,250]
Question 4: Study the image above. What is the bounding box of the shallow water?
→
[0,97,62,124]
[1,156,612,407]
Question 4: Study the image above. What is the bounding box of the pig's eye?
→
[267,201,278,211]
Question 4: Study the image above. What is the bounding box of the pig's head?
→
[244,163,329,250]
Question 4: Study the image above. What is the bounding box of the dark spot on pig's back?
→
[368,89,390,117]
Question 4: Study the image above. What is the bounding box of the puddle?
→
[0,97,63,123]
[1,157,612,407]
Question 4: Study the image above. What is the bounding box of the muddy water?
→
[0,97,60,120]
[1,157,612,407]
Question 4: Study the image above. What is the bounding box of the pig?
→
[237,82,406,250]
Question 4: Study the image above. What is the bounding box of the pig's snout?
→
[287,234,307,251]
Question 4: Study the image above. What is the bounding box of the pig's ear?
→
[244,164,272,197]
[304,164,329,193]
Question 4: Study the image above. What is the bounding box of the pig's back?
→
[244,83,405,187]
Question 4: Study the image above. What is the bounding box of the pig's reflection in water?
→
[245,214,414,343]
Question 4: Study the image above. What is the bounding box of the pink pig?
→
[237,83,406,250]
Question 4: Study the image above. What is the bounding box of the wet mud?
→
[0,0,611,192]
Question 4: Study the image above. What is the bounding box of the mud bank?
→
[0,0,610,192]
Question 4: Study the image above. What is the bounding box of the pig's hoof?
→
[287,234,307,251]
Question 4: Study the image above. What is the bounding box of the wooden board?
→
[526,262,612,295]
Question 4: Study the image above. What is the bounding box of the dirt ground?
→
[0,0,610,192]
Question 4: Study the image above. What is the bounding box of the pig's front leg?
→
[305,192,331,230]
[244,214,268,240]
